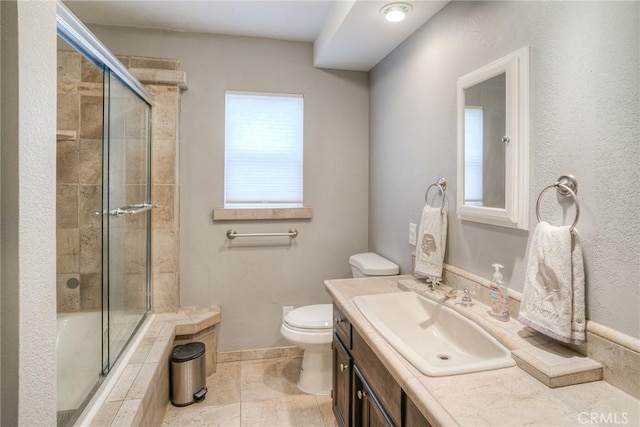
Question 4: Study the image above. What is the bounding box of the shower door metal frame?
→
[57,0,153,377]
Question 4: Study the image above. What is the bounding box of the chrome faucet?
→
[426,277,457,299]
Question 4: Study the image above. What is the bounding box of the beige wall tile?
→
[152,229,178,274]
[124,274,147,310]
[79,227,102,274]
[125,138,148,185]
[79,272,102,311]
[79,139,102,185]
[81,56,103,83]
[57,140,79,184]
[77,82,104,98]
[151,139,175,185]
[587,332,640,399]
[124,229,147,274]
[125,184,148,230]
[129,57,180,70]
[152,99,177,140]
[57,184,78,228]
[151,185,175,229]
[57,50,81,82]
[57,228,79,274]
[57,274,80,313]
[125,99,148,140]
[153,272,178,313]
[80,96,104,139]
[79,185,102,228]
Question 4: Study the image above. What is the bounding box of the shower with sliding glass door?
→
[56,3,154,425]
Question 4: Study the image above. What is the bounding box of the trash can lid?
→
[171,342,205,362]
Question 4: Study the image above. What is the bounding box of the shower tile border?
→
[90,305,221,427]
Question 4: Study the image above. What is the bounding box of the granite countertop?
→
[325,275,640,427]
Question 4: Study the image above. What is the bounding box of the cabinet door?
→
[353,365,394,427]
[333,335,351,427]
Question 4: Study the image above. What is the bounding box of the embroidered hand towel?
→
[518,221,585,344]
[414,205,447,279]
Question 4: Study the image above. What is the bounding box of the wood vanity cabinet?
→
[332,303,431,427]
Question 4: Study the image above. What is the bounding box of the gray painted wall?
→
[89,26,370,351]
[370,1,639,338]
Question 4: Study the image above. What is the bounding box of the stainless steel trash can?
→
[170,342,207,406]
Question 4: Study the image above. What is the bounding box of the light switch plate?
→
[409,223,417,245]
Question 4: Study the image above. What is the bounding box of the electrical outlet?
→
[409,223,417,245]
[283,306,293,321]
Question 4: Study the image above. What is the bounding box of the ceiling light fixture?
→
[380,2,413,23]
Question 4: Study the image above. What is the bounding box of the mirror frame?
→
[456,47,530,230]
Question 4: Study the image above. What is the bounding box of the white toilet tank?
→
[349,252,399,278]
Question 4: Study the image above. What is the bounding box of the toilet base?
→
[297,344,332,395]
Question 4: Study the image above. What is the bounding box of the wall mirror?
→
[456,47,530,230]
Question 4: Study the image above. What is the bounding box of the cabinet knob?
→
[357,390,367,399]
[339,363,348,372]
[335,317,343,324]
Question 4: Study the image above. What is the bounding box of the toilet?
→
[280,252,399,395]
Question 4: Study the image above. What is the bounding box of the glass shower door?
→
[103,72,152,370]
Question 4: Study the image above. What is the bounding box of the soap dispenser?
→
[489,263,509,321]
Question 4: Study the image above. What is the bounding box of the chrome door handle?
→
[94,203,158,217]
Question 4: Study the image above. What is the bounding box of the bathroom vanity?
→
[332,302,429,427]
[326,275,640,427]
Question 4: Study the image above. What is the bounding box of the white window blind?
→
[224,91,304,209]
[464,107,483,206]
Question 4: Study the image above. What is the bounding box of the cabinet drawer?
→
[333,303,351,349]
[352,329,402,426]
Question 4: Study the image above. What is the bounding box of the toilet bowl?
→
[280,304,333,395]
[280,252,399,395]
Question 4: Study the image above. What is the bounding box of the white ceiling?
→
[64,0,448,71]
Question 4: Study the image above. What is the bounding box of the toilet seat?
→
[284,304,332,330]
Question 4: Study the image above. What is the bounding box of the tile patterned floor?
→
[163,356,338,427]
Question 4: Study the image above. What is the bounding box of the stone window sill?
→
[212,207,313,221]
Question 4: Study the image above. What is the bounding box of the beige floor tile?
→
[240,357,303,402]
[163,402,241,427]
[161,356,339,427]
[203,361,242,406]
[241,395,325,427]
[316,395,339,427]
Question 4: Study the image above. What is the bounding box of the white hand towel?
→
[414,205,448,279]
[518,221,586,344]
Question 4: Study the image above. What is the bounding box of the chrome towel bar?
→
[226,228,298,240]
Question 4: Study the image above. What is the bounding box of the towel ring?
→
[535,175,580,232]
[425,177,447,214]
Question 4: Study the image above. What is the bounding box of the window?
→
[464,106,483,206]
[224,91,304,209]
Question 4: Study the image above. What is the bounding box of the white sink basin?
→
[353,292,515,376]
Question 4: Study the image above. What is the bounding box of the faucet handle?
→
[461,288,475,307]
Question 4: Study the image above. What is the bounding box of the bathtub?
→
[56,311,102,412]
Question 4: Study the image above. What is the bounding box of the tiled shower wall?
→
[56,51,104,312]
[56,52,184,314]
